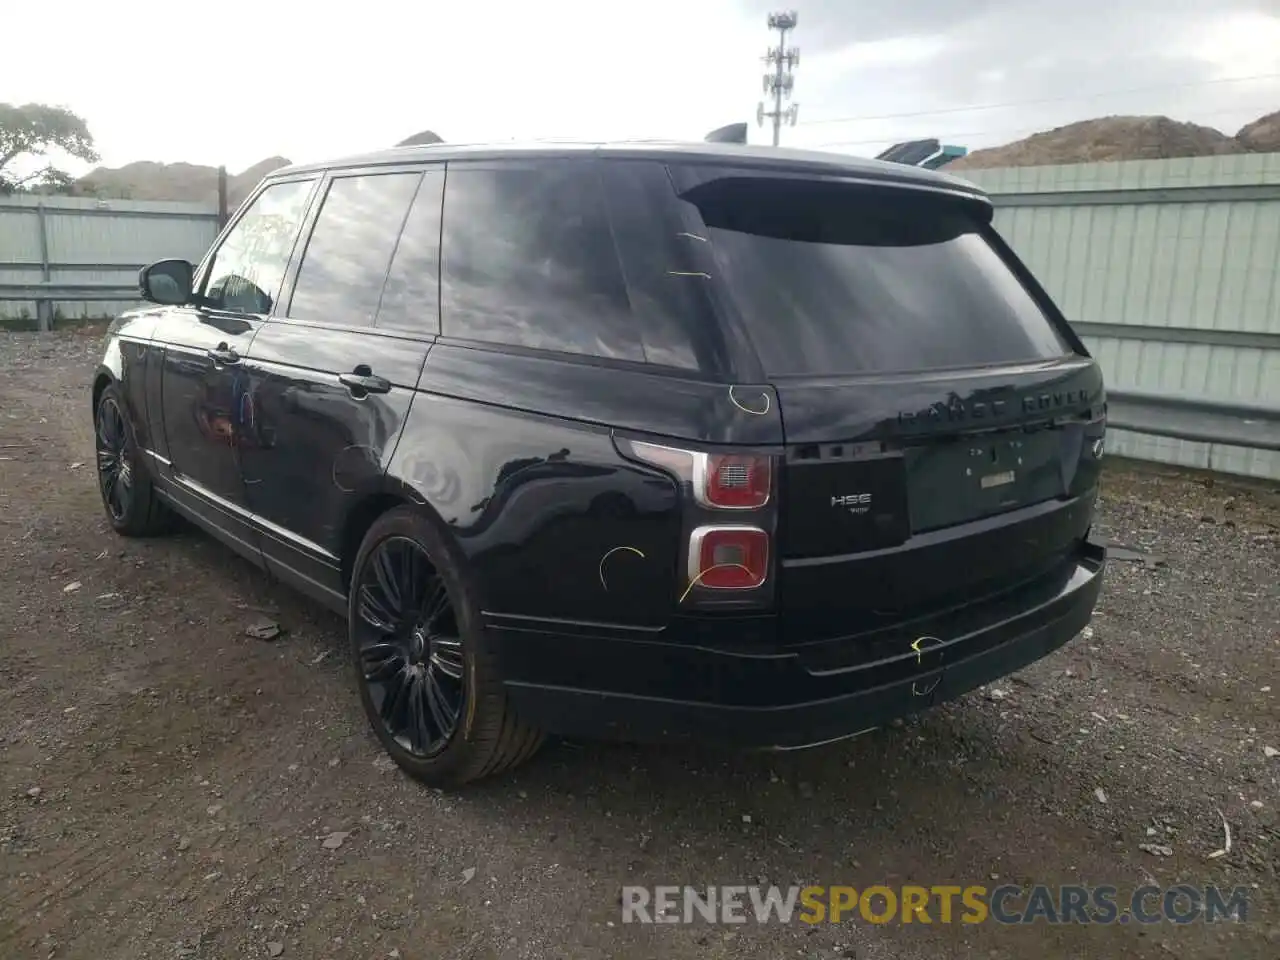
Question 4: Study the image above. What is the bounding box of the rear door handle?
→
[206,343,240,365]
[339,369,392,396]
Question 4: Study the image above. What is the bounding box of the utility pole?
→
[758,11,799,146]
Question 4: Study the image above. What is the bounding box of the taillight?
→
[697,454,771,509]
[621,442,772,511]
[620,439,776,604]
[688,525,769,590]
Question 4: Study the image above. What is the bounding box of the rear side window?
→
[681,171,1070,376]
[440,161,642,361]
[288,172,421,327]
[598,161,728,373]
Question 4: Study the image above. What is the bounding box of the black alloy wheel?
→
[93,384,171,537]
[354,536,466,757]
[95,396,133,521]
[348,507,544,786]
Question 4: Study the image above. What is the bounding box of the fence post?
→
[35,202,52,333]
[217,166,229,229]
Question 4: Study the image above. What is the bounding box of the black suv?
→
[92,140,1106,785]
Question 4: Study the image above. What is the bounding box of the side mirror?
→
[139,259,194,305]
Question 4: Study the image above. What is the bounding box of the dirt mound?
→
[949,115,1244,171]
[74,156,292,209]
[1236,109,1280,152]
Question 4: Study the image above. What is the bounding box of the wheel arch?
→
[338,481,465,596]
[91,368,115,416]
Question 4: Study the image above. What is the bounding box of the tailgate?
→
[673,164,1106,633]
[774,359,1105,629]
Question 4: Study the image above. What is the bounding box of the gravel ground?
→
[1,328,1277,960]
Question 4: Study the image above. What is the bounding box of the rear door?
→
[237,166,441,607]
[672,167,1106,632]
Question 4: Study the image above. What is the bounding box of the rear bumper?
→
[488,540,1105,749]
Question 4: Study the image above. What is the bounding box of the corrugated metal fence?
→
[1,155,1277,479]
[0,194,218,328]
[960,153,1280,481]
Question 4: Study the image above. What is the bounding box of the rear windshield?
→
[682,174,1071,376]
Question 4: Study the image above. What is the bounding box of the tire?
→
[348,506,544,786]
[94,383,172,537]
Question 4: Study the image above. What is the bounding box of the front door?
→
[153,176,318,553]
[238,168,441,607]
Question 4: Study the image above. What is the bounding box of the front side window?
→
[202,179,314,315]
[440,161,643,362]
[288,172,422,327]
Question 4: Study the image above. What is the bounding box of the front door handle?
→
[206,343,240,365]
[339,367,392,396]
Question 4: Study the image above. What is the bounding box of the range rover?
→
[91,139,1106,785]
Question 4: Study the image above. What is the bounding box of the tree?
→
[0,103,99,194]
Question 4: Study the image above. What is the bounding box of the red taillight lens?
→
[688,526,769,591]
[619,441,774,604]
[699,454,771,510]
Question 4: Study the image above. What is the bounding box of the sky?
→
[3,0,1279,175]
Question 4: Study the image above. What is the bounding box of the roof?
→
[270,140,989,200]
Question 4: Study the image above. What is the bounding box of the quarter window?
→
[598,161,724,373]
[202,179,314,315]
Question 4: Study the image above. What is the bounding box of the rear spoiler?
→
[696,125,968,171]
[876,138,967,170]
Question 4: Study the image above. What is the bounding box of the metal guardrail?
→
[1072,321,1280,352]
[0,280,143,330]
[0,200,219,222]
[0,281,139,302]
[1107,390,1280,452]
[989,183,1280,208]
